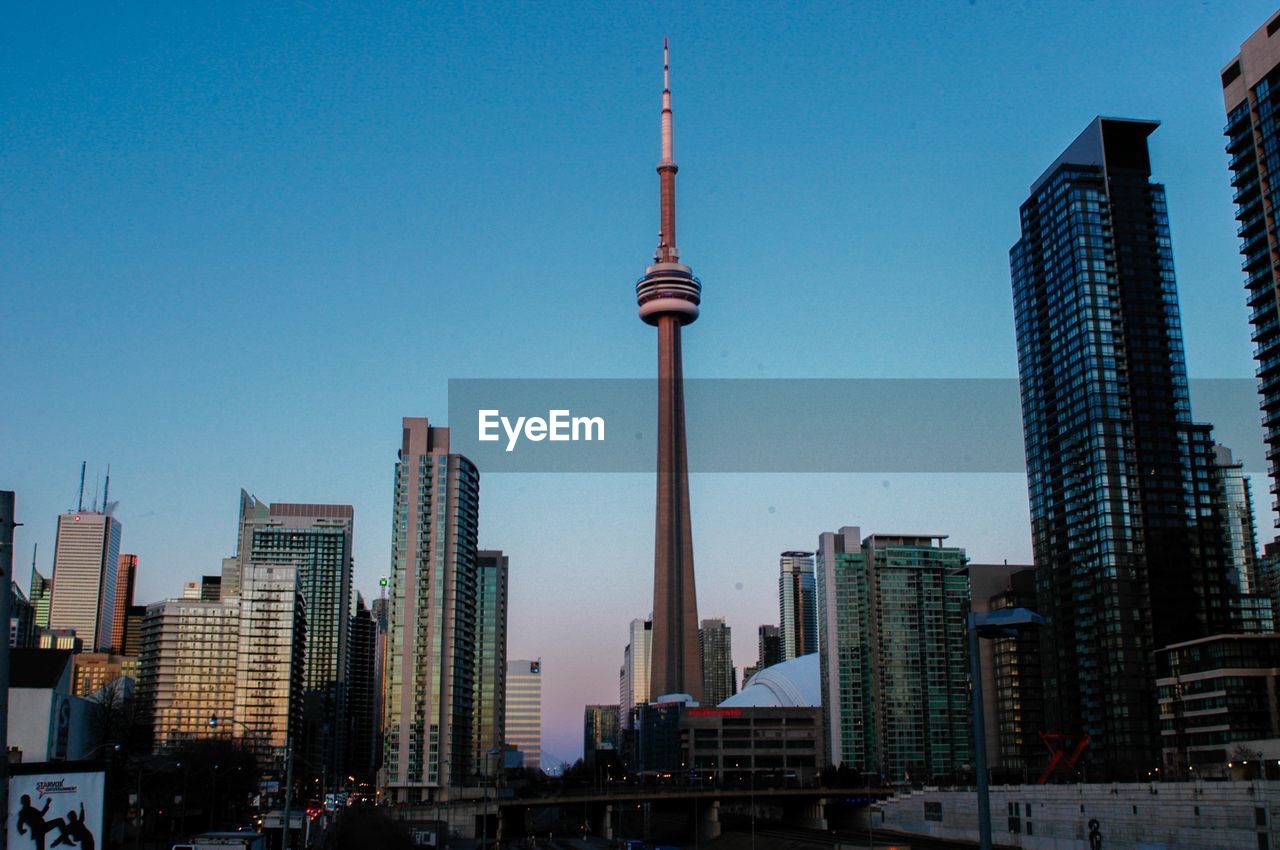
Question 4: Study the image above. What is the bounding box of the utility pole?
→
[1,491,20,850]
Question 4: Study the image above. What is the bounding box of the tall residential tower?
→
[779,551,817,660]
[1010,118,1243,772]
[382,418,480,800]
[1223,15,1280,525]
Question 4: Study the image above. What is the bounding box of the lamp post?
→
[968,606,1044,850]
[209,712,287,845]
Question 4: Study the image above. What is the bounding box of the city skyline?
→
[4,2,1277,764]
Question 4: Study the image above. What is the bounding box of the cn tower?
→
[636,39,703,702]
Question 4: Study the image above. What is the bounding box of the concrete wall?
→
[879,781,1280,850]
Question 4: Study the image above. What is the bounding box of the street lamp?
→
[968,607,1044,850]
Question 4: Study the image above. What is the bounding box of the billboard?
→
[8,766,105,850]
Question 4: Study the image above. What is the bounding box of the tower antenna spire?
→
[656,37,678,263]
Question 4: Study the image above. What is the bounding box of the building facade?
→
[699,617,735,706]
[232,562,306,768]
[506,659,542,771]
[816,527,971,782]
[29,564,51,629]
[619,617,652,729]
[136,597,240,750]
[48,510,121,651]
[472,549,508,779]
[1156,633,1280,775]
[583,704,621,769]
[382,418,480,800]
[235,493,353,782]
[1010,117,1246,773]
[110,553,137,654]
[348,593,378,783]
[741,624,782,688]
[779,551,817,661]
[1224,14,1280,524]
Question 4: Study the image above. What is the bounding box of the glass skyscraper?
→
[816,526,970,782]
[779,551,817,660]
[619,617,652,729]
[235,492,354,785]
[1010,118,1242,773]
[472,549,508,779]
[382,417,480,800]
[698,617,735,706]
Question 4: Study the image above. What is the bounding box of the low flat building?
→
[71,652,138,697]
[878,781,1280,849]
[681,705,822,786]
[7,649,95,762]
[1156,633,1280,776]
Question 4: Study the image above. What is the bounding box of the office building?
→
[1156,633,1280,775]
[473,549,508,779]
[817,527,971,782]
[619,617,652,729]
[121,604,145,657]
[1223,15,1280,520]
[348,593,379,782]
[371,593,389,776]
[969,564,1043,776]
[1215,445,1273,632]
[636,43,704,701]
[48,509,121,651]
[136,597,240,750]
[506,659,542,771]
[10,582,33,648]
[382,418,480,800]
[232,561,306,767]
[36,627,81,651]
[779,551,817,660]
[583,704,621,769]
[699,617,735,706]
[29,564,51,629]
[1010,118,1245,772]
[110,553,137,653]
[741,624,782,687]
[71,652,138,698]
[680,704,823,786]
[234,493,354,782]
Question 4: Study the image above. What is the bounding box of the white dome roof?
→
[719,653,820,708]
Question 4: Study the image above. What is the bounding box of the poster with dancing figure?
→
[8,767,104,850]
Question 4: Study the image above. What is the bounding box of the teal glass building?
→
[816,527,970,782]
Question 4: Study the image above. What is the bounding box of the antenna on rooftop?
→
[77,461,86,512]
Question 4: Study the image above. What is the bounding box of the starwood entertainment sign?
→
[8,765,105,850]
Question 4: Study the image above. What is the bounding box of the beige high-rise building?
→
[505,659,542,770]
[49,510,121,651]
[381,418,481,801]
[137,597,240,749]
[232,562,306,764]
[136,561,304,765]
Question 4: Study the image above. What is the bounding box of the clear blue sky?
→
[3,1,1273,763]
